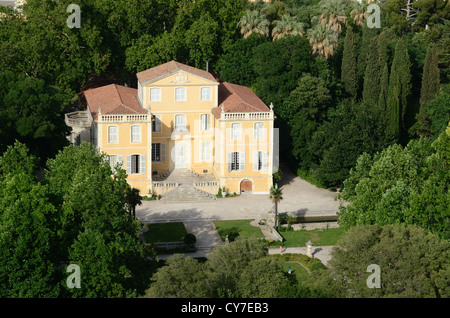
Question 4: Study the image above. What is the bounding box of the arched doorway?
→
[240,179,252,194]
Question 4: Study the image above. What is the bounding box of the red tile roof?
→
[136,60,217,84]
[212,82,271,118]
[84,84,147,120]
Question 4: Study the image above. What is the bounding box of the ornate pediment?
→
[170,70,190,84]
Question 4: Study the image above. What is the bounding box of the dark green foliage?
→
[310,99,390,188]
[217,34,267,87]
[280,74,331,169]
[338,129,449,239]
[362,41,381,103]
[420,44,441,110]
[251,35,314,107]
[341,27,357,98]
[0,142,155,297]
[146,237,291,298]
[184,233,197,245]
[386,39,412,142]
[311,224,450,297]
[0,71,70,163]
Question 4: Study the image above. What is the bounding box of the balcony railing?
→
[65,111,92,127]
[99,114,150,123]
[221,112,273,121]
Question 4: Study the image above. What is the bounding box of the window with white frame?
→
[126,154,146,174]
[201,87,211,101]
[108,126,118,143]
[253,151,269,171]
[175,87,186,101]
[175,114,186,130]
[150,88,161,102]
[228,152,245,172]
[200,114,210,131]
[152,143,166,162]
[131,125,141,143]
[254,122,264,140]
[231,123,241,140]
[200,141,211,162]
[152,115,161,132]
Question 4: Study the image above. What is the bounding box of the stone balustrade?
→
[221,112,273,121]
[99,114,150,122]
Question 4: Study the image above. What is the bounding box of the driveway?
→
[136,164,340,223]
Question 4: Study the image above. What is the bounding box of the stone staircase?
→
[160,184,217,202]
[165,168,215,184]
[158,169,218,202]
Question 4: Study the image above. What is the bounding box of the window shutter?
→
[262,152,269,171]
[227,153,232,172]
[140,155,146,174]
[155,115,161,132]
[126,155,131,174]
[118,155,124,169]
[161,143,166,162]
[205,142,211,161]
[239,152,245,171]
[253,152,258,171]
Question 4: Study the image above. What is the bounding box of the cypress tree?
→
[420,45,440,110]
[378,62,389,111]
[386,39,411,141]
[357,25,378,97]
[341,27,357,99]
[362,41,380,104]
[377,32,389,112]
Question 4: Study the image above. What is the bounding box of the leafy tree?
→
[66,227,152,298]
[0,174,60,297]
[125,186,142,218]
[206,237,268,296]
[312,224,450,297]
[237,258,290,298]
[0,71,70,162]
[125,31,185,74]
[145,254,209,298]
[311,99,389,188]
[0,140,38,181]
[184,12,220,68]
[0,142,59,297]
[280,74,331,168]
[217,33,267,87]
[252,35,314,107]
[337,129,449,239]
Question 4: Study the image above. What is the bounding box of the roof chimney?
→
[206,60,209,73]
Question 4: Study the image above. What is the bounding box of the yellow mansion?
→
[66,61,276,198]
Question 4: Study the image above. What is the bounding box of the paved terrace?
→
[136,166,340,223]
[136,165,341,265]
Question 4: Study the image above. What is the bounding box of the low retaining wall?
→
[290,221,340,231]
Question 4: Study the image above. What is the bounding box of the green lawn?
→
[273,227,345,247]
[144,222,188,243]
[213,219,265,242]
[282,262,309,282]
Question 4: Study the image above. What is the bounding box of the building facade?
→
[67,61,275,197]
